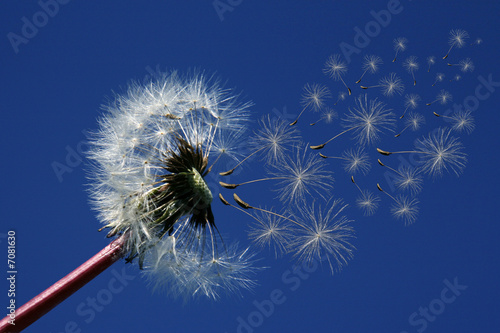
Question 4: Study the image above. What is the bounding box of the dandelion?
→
[323,54,352,95]
[221,115,301,175]
[351,176,380,216]
[288,199,356,273]
[221,144,334,205]
[310,107,338,126]
[433,109,475,134]
[392,37,408,62]
[377,127,467,177]
[361,72,405,97]
[311,94,396,149]
[290,83,331,126]
[356,54,383,84]
[427,56,436,72]
[395,112,425,137]
[443,29,469,59]
[400,93,421,119]
[319,147,372,175]
[87,71,251,267]
[432,73,445,87]
[403,56,419,85]
[377,160,423,195]
[377,184,419,225]
[447,58,475,72]
[334,91,347,105]
[426,89,452,106]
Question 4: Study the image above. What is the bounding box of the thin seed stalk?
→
[0,235,126,332]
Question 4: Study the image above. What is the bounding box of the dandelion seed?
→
[427,56,436,72]
[361,72,405,97]
[323,54,352,95]
[290,83,331,126]
[310,107,338,126]
[395,112,425,137]
[447,58,475,73]
[221,144,333,204]
[320,147,371,175]
[433,109,475,134]
[377,184,419,225]
[356,54,383,84]
[221,115,301,175]
[443,29,469,59]
[334,91,347,105]
[471,37,483,46]
[377,160,423,195]
[311,94,395,149]
[377,127,467,177]
[426,89,452,106]
[288,199,356,273]
[450,74,462,82]
[432,73,445,87]
[400,93,421,119]
[403,56,419,85]
[392,37,408,62]
[351,176,380,216]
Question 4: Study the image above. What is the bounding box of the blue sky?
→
[1,1,500,332]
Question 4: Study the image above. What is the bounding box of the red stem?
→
[0,235,126,333]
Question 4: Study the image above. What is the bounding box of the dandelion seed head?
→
[405,112,425,131]
[437,90,453,104]
[342,94,397,145]
[301,83,331,111]
[403,56,419,72]
[414,127,467,177]
[379,73,405,96]
[458,58,475,72]
[427,56,436,65]
[362,55,383,74]
[289,199,355,273]
[395,166,423,195]
[450,109,475,134]
[321,107,338,124]
[390,195,419,225]
[341,147,372,175]
[248,210,293,257]
[87,71,255,298]
[356,190,380,216]
[271,143,334,205]
[448,29,469,48]
[251,115,302,164]
[435,73,445,82]
[323,54,348,80]
[404,94,421,110]
[393,37,408,51]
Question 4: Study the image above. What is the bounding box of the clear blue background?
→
[1,1,500,332]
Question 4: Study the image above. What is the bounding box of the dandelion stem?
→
[355,70,368,84]
[220,177,288,189]
[310,126,356,150]
[0,235,126,332]
[220,146,265,176]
